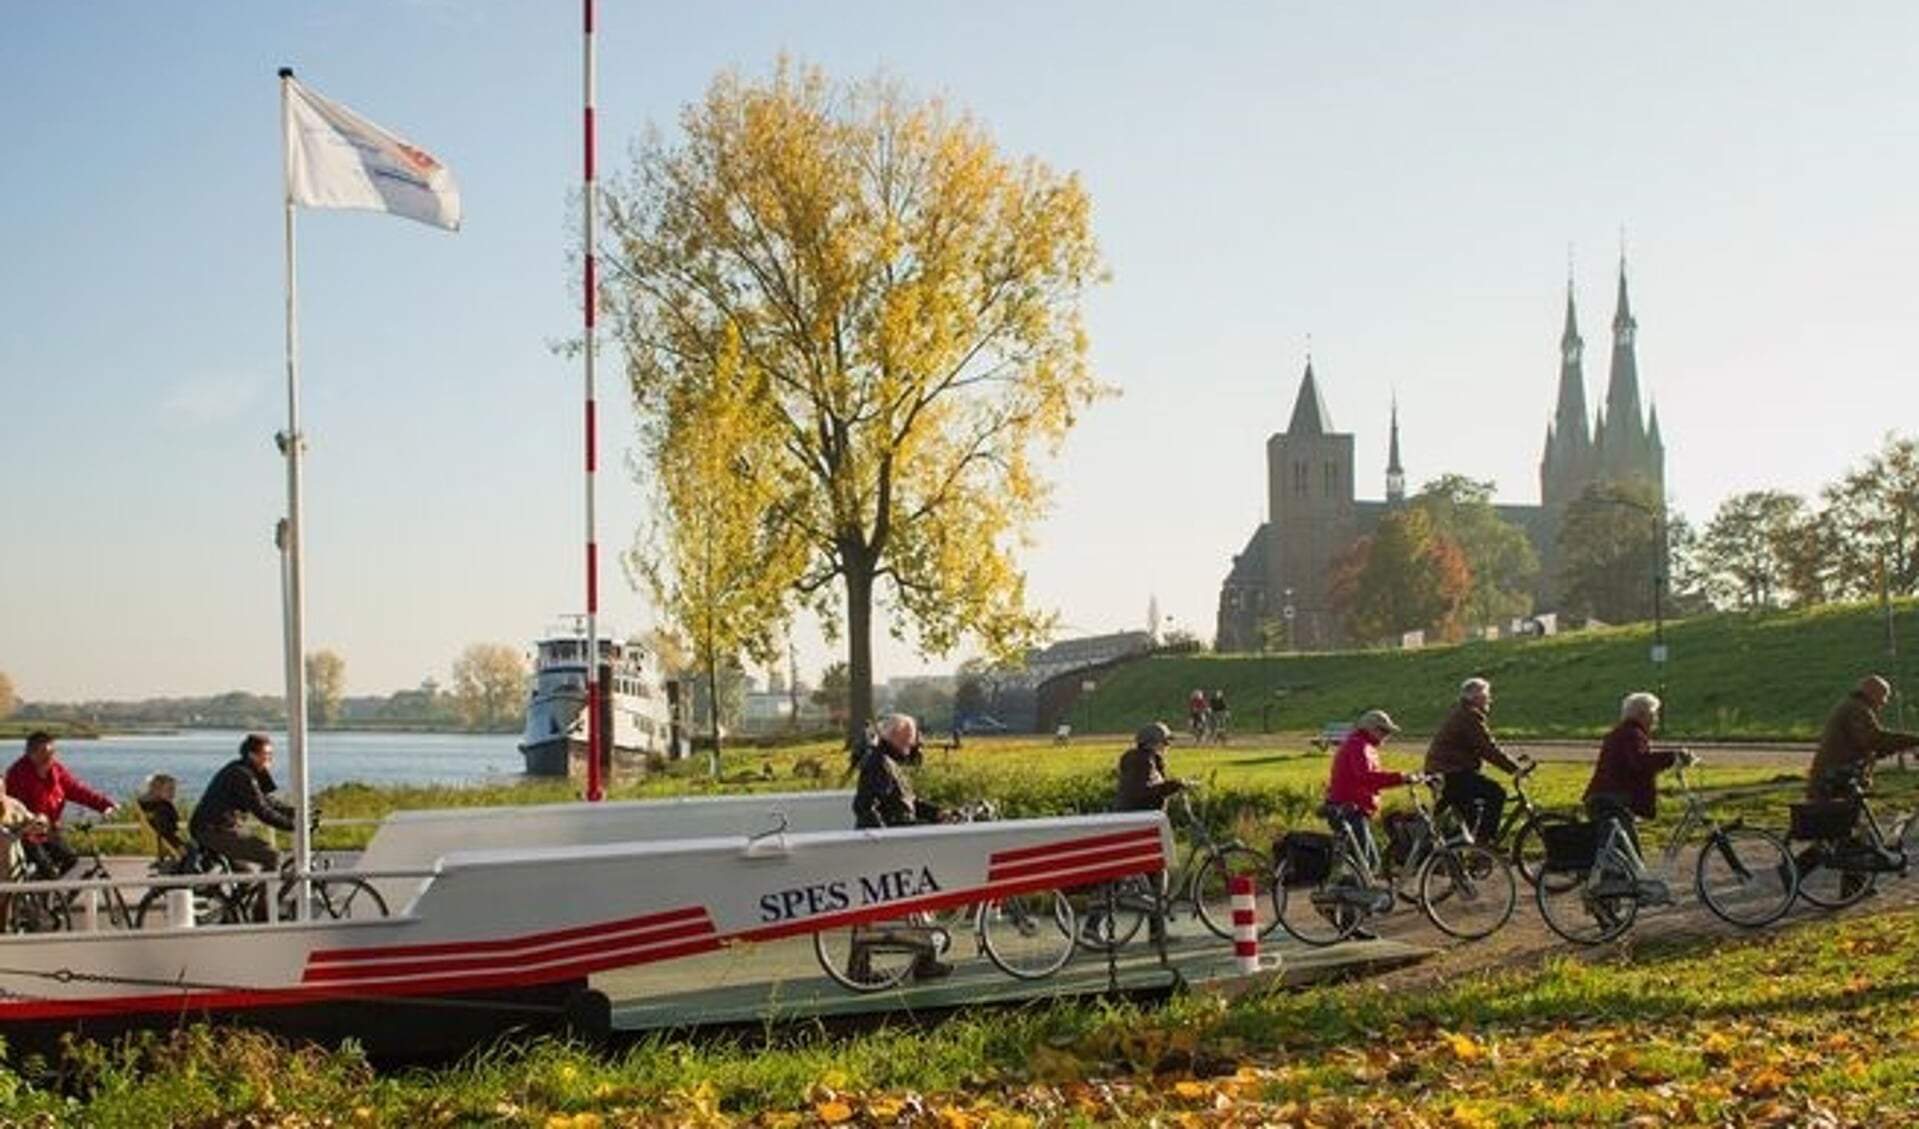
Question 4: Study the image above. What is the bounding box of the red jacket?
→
[1327,729,1405,817]
[5,755,114,836]
[1582,718,1675,819]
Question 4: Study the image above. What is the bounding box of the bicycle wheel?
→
[1417,843,1516,940]
[1793,841,1877,909]
[134,884,239,929]
[979,891,1076,980]
[1193,845,1280,939]
[1509,813,1574,889]
[1075,877,1151,952]
[3,889,71,934]
[1274,852,1368,946]
[1533,857,1637,946]
[812,919,922,992]
[1694,827,1795,928]
[310,877,389,920]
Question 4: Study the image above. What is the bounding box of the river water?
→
[24,730,524,807]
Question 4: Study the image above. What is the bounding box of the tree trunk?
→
[844,552,876,750]
[706,657,723,780]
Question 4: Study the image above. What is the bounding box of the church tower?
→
[1385,395,1406,505]
[1540,281,1594,509]
[1593,259,1664,492]
[1266,359,1357,649]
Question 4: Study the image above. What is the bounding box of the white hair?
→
[1620,691,1662,722]
[878,713,919,748]
[1460,678,1491,701]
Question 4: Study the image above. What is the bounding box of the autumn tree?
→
[1410,474,1539,627]
[627,331,800,758]
[1818,433,1919,600]
[1327,508,1473,644]
[1557,481,1667,623]
[450,643,527,732]
[812,661,852,727]
[605,60,1106,741]
[1697,490,1807,610]
[304,649,346,728]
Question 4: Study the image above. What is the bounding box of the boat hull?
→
[0,807,1172,1062]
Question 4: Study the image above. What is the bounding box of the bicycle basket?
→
[1540,821,1599,873]
[1274,830,1333,887]
[1383,810,1421,865]
[1789,800,1860,842]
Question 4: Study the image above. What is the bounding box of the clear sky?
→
[5,3,1916,703]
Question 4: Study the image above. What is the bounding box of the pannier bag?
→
[1788,800,1861,842]
[1274,830,1334,887]
[1540,820,1600,873]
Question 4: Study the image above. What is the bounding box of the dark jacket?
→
[1116,744,1184,812]
[1808,690,1919,798]
[852,745,940,829]
[1583,718,1674,819]
[190,757,296,838]
[1423,701,1519,776]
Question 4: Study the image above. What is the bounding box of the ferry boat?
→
[519,623,678,776]
[0,793,1171,1062]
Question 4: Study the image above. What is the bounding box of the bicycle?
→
[0,821,137,933]
[178,815,389,924]
[1076,787,1276,950]
[1433,756,1576,889]
[812,801,1078,991]
[1785,769,1918,910]
[1273,773,1518,944]
[1534,753,1797,945]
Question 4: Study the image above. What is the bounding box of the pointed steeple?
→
[1541,276,1594,509]
[1599,256,1648,481]
[1386,394,1405,504]
[1286,358,1333,435]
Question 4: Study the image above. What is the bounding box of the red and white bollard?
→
[1230,874,1260,974]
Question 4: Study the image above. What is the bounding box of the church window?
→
[1293,460,1307,496]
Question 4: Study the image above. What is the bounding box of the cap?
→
[1356,709,1399,735]
[1135,721,1173,748]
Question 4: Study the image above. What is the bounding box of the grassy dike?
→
[1088,598,1919,740]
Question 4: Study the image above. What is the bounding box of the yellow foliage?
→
[814,1098,854,1123]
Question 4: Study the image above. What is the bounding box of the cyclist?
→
[1325,709,1408,873]
[849,713,950,980]
[5,731,117,879]
[1208,689,1230,742]
[1807,674,1919,802]
[1423,677,1523,844]
[1116,721,1188,813]
[1187,689,1209,740]
[190,733,296,873]
[1582,691,1691,902]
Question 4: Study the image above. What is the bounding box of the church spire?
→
[1286,356,1333,435]
[1598,255,1648,481]
[1541,275,1593,509]
[1386,394,1405,504]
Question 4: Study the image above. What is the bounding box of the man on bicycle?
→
[849,714,951,980]
[5,731,117,879]
[1582,691,1690,902]
[1807,675,1919,802]
[1187,689,1208,741]
[1423,678,1522,845]
[190,733,296,872]
[1117,721,1187,813]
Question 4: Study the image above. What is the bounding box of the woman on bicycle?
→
[1325,709,1407,871]
[1582,691,1692,900]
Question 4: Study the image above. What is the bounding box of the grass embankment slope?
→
[1088,599,1919,741]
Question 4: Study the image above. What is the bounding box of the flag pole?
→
[582,0,604,801]
[278,66,314,915]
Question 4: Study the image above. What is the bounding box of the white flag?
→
[283,77,461,231]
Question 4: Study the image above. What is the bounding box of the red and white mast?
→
[581,0,604,801]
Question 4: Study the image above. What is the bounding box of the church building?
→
[1214,263,1665,652]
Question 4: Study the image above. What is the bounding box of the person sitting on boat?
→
[848,713,951,982]
[190,733,296,872]
[4,730,117,879]
[136,773,189,862]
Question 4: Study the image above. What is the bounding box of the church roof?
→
[1286,361,1334,435]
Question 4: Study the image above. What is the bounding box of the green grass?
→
[1089,597,1919,741]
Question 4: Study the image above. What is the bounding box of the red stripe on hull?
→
[308,905,709,965]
